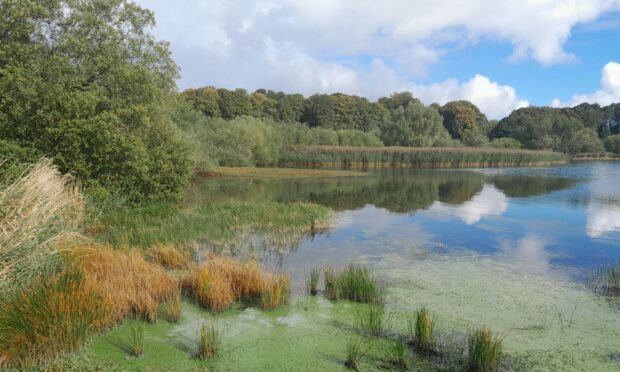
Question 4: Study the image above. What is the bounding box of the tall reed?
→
[129,320,145,357]
[589,264,620,296]
[344,337,363,370]
[307,267,320,296]
[408,307,435,353]
[324,265,382,304]
[195,323,221,360]
[467,326,503,372]
[357,304,387,337]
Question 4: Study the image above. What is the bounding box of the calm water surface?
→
[200,161,620,287]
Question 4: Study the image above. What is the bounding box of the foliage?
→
[0,0,190,200]
[440,101,489,144]
[380,100,452,147]
[489,137,522,149]
[603,134,620,154]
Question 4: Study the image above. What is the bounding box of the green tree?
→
[217,88,252,119]
[439,101,489,144]
[603,134,620,154]
[0,0,190,200]
[380,100,451,147]
[183,87,221,117]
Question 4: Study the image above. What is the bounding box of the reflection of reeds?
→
[467,326,503,372]
[589,264,620,296]
[344,337,363,370]
[408,307,435,354]
[324,265,382,304]
[195,323,221,360]
[184,255,290,312]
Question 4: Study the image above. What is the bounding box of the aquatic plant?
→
[0,266,102,368]
[307,267,320,296]
[589,264,620,296]
[129,320,145,357]
[357,304,387,337]
[70,245,180,324]
[467,326,503,372]
[279,145,568,169]
[344,337,363,370]
[324,265,382,304]
[385,337,408,370]
[408,307,435,353]
[158,298,183,323]
[184,255,290,312]
[195,323,221,360]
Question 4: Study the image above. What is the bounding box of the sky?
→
[136,0,620,119]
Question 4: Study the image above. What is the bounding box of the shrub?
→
[467,326,503,372]
[195,323,221,360]
[604,134,620,154]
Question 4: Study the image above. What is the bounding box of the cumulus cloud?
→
[496,234,551,274]
[554,62,620,107]
[137,0,619,116]
[411,75,530,119]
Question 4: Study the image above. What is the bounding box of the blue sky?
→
[138,1,620,119]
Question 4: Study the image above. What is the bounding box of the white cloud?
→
[555,62,620,107]
[136,0,620,116]
[411,74,529,119]
[428,184,508,224]
[496,234,551,274]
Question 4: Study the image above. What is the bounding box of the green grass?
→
[589,264,620,296]
[307,267,320,296]
[467,326,503,372]
[408,307,435,353]
[195,323,221,360]
[279,145,568,168]
[356,304,387,337]
[93,200,331,248]
[324,265,382,304]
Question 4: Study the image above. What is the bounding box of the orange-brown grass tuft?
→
[69,245,180,325]
[184,255,290,312]
[147,244,191,270]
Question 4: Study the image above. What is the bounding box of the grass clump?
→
[324,265,382,304]
[158,299,183,323]
[385,337,408,370]
[408,307,435,353]
[357,304,387,337]
[307,267,320,296]
[589,264,620,296]
[147,244,190,269]
[129,320,145,357]
[467,326,503,372]
[184,255,290,312]
[344,337,363,370]
[195,323,221,360]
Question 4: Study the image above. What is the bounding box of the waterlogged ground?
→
[83,162,620,371]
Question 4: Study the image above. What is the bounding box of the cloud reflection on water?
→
[428,184,508,224]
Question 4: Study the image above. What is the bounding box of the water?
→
[198,162,620,286]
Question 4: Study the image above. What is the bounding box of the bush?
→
[489,137,522,149]
[604,135,620,154]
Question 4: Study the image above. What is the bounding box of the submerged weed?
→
[467,326,503,372]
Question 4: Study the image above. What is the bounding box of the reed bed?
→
[184,255,290,312]
[147,244,191,269]
[324,265,382,304]
[0,158,83,291]
[279,145,568,168]
[158,298,183,323]
[467,326,503,372]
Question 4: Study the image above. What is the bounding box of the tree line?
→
[2,0,619,202]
